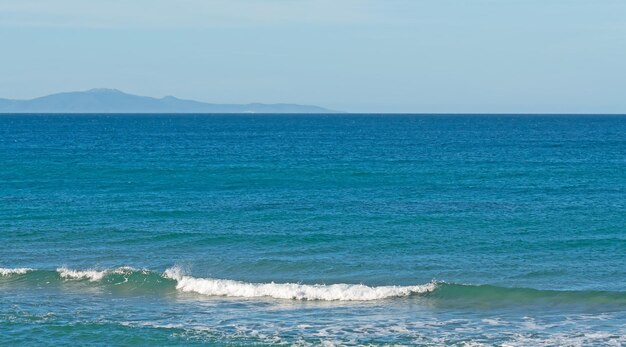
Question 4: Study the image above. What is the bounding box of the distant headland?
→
[0,88,339,114]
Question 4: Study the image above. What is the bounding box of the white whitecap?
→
[111,266,140,274]
[0,267,33,276]
[56,267,109,281]
[56,266,142,282]
[163,267,436,301]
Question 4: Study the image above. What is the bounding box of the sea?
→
[0,114,625,346]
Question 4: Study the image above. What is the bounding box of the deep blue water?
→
[1,114,625,345]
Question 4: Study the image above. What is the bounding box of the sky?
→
[1,0,625,113]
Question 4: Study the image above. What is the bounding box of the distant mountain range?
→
[0,89,338,113]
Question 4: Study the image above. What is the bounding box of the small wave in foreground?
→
[1,266,626,305]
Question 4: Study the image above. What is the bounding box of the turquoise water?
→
[1,114,625,345]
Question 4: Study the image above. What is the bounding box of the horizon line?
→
[1,112,625,116]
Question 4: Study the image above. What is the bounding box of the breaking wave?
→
[2,266,626,304]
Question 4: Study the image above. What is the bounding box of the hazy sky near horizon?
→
[1,0,625,113]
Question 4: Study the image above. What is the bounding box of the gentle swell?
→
[163,267,436,301]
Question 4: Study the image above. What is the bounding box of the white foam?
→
[111,266,140,274]
[56,267,109,281]
[163,267,436,301]
[56,266,141,282]
[0,267,33,276]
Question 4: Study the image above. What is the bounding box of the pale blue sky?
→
[1,0,625,113]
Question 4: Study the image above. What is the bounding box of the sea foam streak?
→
[163,267,437,301]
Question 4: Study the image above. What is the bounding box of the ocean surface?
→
[1,114,625,346]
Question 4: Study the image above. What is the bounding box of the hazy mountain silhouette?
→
[0,89,338,113]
